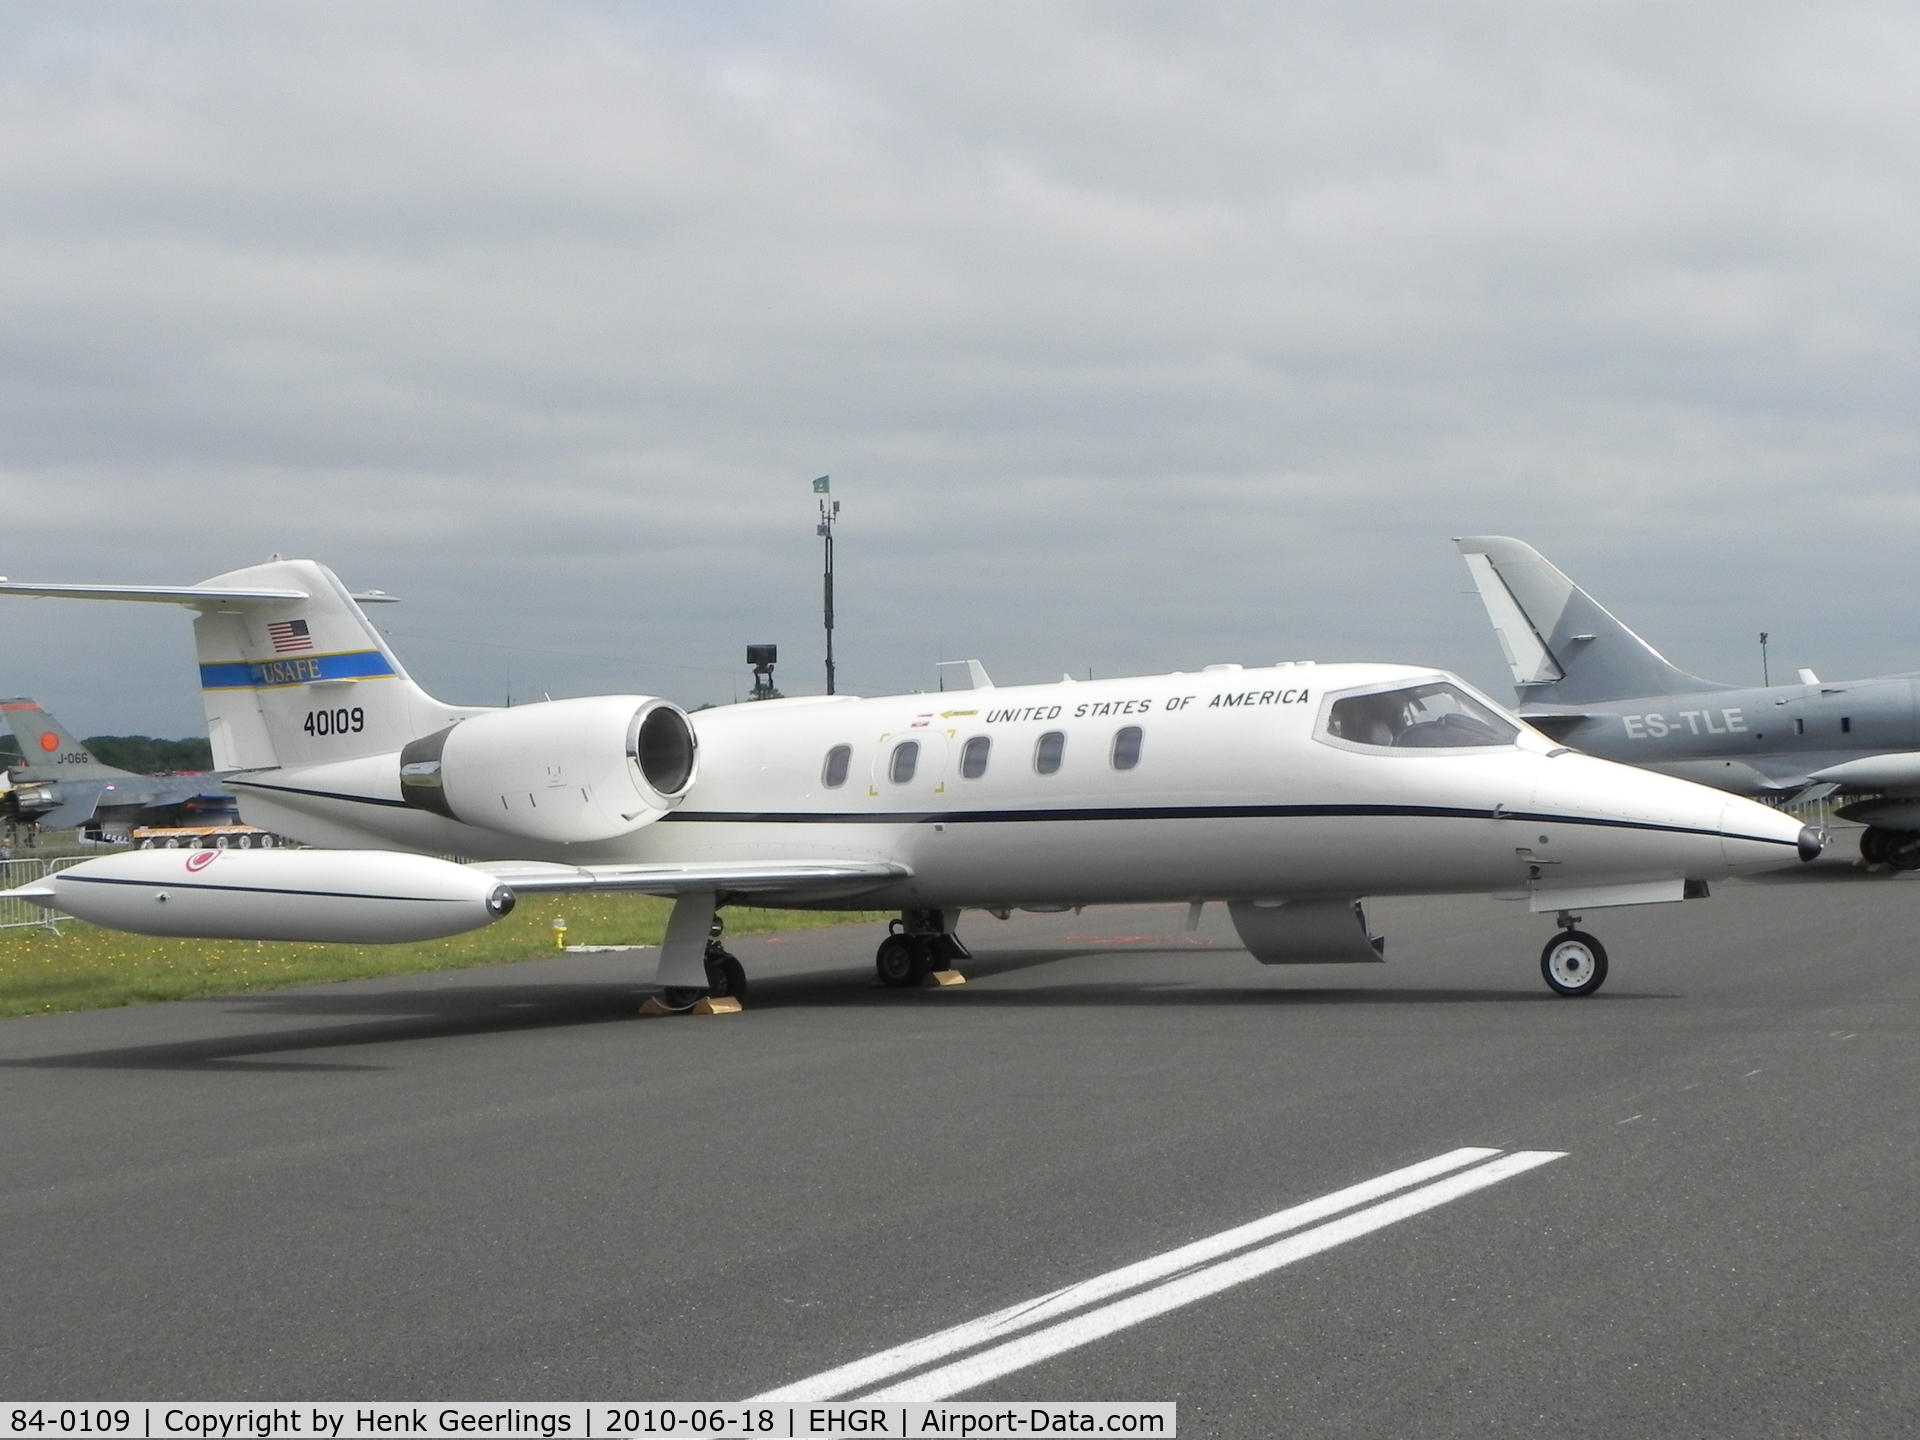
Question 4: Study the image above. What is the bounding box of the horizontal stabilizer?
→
[37,796,106,831]
[471,858,911,898]
[0,581,309,606]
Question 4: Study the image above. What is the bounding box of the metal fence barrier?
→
[0,856,91,935]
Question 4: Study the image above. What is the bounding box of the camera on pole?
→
[747,644,780,701]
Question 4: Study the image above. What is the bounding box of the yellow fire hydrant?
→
[551,918,568,951]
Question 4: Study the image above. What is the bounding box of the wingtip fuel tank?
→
[7,849,514,944]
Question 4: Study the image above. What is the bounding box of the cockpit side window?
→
[1324,682,1519,750]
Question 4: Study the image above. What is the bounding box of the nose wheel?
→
[1541,928,1609,997]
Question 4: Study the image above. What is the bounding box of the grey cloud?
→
[4,1,1920,737]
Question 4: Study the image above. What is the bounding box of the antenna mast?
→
[813,476,839,694]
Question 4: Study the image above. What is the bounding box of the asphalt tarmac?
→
[2,868,1917,1437]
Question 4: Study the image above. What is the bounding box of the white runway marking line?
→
[752,1146,1562,1403]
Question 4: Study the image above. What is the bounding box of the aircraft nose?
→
[1798,825,1825,863]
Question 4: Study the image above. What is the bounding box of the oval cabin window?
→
[1034,731,1066,775]
[890,740,920,784]
[822,744,852,788]
[961,736,991,779]
[1111,726,1143,770]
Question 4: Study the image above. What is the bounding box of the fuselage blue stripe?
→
[200,651,397,690]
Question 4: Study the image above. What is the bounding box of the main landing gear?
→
[659,917,747,1011]
[1540,912,1609,998]
[875,910,970,988]
[1860,826,1920,870]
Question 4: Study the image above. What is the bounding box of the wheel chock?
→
[639,995,745,1016]
[923,970,967,987]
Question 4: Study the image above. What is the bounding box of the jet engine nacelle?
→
[15,848,515,943]
[398,696,697,844]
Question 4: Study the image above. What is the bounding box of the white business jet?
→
[1,559,1819,999]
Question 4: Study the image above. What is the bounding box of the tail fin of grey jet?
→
[1,699,133,781]
[1454,537,1728,706]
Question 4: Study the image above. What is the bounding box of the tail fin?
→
[0,560,483,772]
[189,559,481,770]
[1455,537,1726,705]
[1,699,133,781]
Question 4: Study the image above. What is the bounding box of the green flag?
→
[812,475,830,493]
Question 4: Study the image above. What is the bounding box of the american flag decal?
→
[266,619,312,653]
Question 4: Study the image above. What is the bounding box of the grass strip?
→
[0,894,886,1018]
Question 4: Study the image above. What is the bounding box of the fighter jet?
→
[1,698,236,835]
[1457,536,1920,868]
[0,556,1817,998]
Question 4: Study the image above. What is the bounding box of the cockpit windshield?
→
[1324,681,1520,750]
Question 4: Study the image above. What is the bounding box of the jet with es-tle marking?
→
[1457,536,1920,868]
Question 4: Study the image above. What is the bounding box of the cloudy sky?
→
[4,1,1919,736]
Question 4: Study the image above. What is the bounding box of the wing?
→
[468,857,910,900]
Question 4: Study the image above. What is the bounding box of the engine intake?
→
[399,696,696,844]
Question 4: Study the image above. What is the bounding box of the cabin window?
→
[822,744,852,788]
[1842,717,1852,734]
[1324,681,1518,750]
[1111,726,1143,770]
[1035,731,1066,775]
[1794,718,1804,735]
[889,740,919,784]
[961,736,991,779]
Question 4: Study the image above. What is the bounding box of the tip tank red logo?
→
[185,851,219,872]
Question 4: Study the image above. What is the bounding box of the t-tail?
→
[188,559,485,771]
[1455,537,1728,706]
[1,698,130,781]
[0,560,481,773]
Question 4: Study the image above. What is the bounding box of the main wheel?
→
[705,950,747,1004]
[1884,832,1920,871]
[1541,930,1609,997]
[876,934,932,988]
[1861,827,1893,865]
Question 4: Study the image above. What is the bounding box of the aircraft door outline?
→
[869,725,953,799]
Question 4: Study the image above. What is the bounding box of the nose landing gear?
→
[1540,913,1609,997]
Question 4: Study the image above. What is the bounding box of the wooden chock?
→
[923,970,967,987]
[640,995,745,1016]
